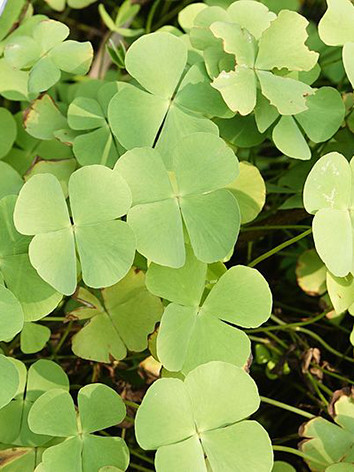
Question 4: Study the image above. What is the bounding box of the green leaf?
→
[146,245,207,306]
[28,384,129,472]
[0,355,19,410]
[227,1,276,39]
[0,359,69,446]
[149,249,271,373]
[28,389,77,437]
[0,108,17,158]
[300,393,354,469]
[256,10,318,71]
[115,133,240,266]
[20,322,51,354]
[227,161,266,224]
[272,463,296,472]
[257,71,314,116]
[296,249,327,297]
[295,87,345,143]
[342,41,354,88]
[136,361,272,471]
[78,383,126,434]
[0,195,62,321]
[71,269,163,362]
[201,421,273,472]
[0,162,23,199]
[212,67,257,115]
[272,115,311,161]
[327,272,354,315]
[124,32,187,99]
[24,95,68,140]
[14,166,135,295]
[0,285,24,342]
[303,152,351,213]
[318,0,354,46]
[313,208,352,277]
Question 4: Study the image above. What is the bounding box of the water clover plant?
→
[189,3,318,115]
[0,195,61,329]
[108,31,225,165]
[69,269,163,363]
[146,246,272,373]
[303,152,354,278]
[28,384,129,472]
[44,0,97,12]
[14,165,136,295]
[67,82,121,167]
[300,390,354,470]
[3,19,93,95]
[319,0,354,88]
[135,361,273,472]
[114,132,240,267]
[0,354,19,410]
[0,359,69,447]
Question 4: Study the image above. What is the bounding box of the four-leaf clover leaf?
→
[14,165,136,296]
[114,132,240,267]
[146,246,272,374]
[190,3,318,116]
[108,32,225,167]
[135,361,273,472]
[0,359,69,447]
[303,152,354,277]
[300,390,354,471]
[67,82,121,167]
[28,384,129,472]
[69,269,163,363]
[4,19,93,95]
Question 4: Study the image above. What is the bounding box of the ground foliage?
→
[1,0,354,471]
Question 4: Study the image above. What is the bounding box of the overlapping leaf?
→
[0,195,62,328]
[67,82,121,166]
[146,247,272,373]
[4,19,93,95]
[300,390,354,471]
[28,384,129,472]
[135,361,273,472]
[0,359,69,447]
[14,165,136,295]
[69,269,163,362]
[319,0,354,87]
[108,32,229,167]
[190,3,318,116]
[115,132,240,267]
[303,152,354,277]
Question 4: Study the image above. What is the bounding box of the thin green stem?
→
[247,310,327,334]
[260,396,315,419]
[296,327,354,364]
[272,446,327,467]
[124,400,140,409]
[130,463,153,472]
[248,229,312,267]
[51,321,73,357]
[130,450,154,465]
[242,225,311,232]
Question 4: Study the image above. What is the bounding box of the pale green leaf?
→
[318,0,354,46]
[257,71,314,115]
[272,115,311,160]
[125,32,187,99]
[313,208,352,277]
[78,384,126,434]
[212,67,257,115]
[256,10,318,71]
